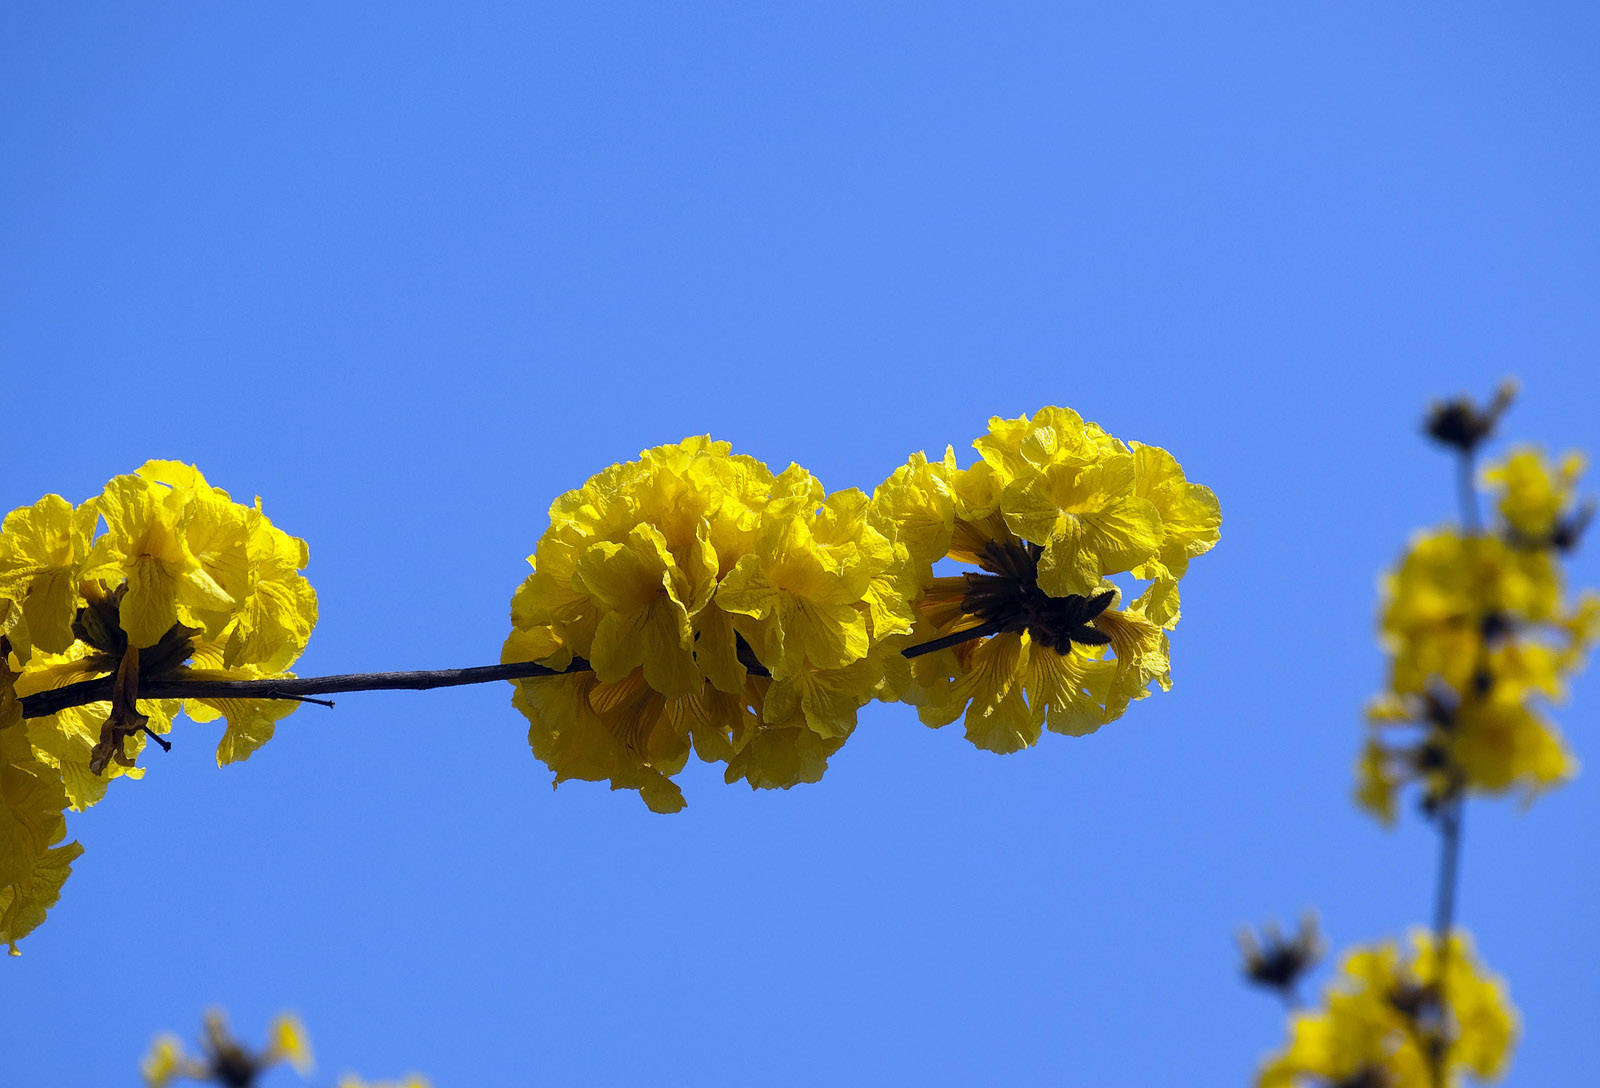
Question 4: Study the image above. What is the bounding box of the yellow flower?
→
[1449,685,1576,796]
[10,639,176,809]
[0,493,98,655]
[1354,735,1402,826]
[1128,442,1222,621]
[179,653,304,766]
[1257,930,1516,1088]
[1377,530,1561,698]
[1482,446,1585,543]
[1364,524,1593,815]
[82,473,233,648]
[84,462,317,667]
[874,409,1215,753]
[976,406,1166,597]
[574,523,715,695]
[6,464,319,783]
[139,1034,190,1088]
[1,694,83,955]
[265,1011,315,1075]
[338,1077,432,1088]
[1,627,19,729]
[505,439,914,810]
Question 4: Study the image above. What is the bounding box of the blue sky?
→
[3,4,1597,1084]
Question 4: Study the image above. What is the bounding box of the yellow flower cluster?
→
[139,1008,429,1088]
[503,438,912,812]
[1484,447,1587,544]
[1,462,317,952]
[1257,930,1517,1088]
[142,1010,313,1088]
[504,412,1218,808]
[1360,449,1597,822]
[871,407,1219,753]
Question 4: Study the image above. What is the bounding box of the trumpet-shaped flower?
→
[82,473,233,648]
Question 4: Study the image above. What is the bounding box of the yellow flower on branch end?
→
[1,464,317,951]
[872,407,1217,753]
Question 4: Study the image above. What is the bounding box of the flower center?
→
[960,539,1114,653]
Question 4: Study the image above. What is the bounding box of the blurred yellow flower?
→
[139,1034,189,1088]
[1482,446,1585,544]
[1362,520,1594,819]
[1257,930,1516,1088]
[265,1012,314,1075]
[140,1008,313,1086]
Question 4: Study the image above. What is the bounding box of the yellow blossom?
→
[1,466,317,949]
[11,641,176,809]
[264,1012,315,1075]
[142,1008,315,1086]
[1257,930,1516,1088]
[0,710,82,955]
[139,1034,191,1088]
[83,463,317,665]
[873,408,1216,753]
[505,438,915,810]
[1482,446,1585,543]
[6,464,319,780]
[1377,530,1561,698]
[1449,686,1576,796]
[1364,523,1593,815]
[0,493,98,655]
[82,473,232,648]
[975,406,1165,597]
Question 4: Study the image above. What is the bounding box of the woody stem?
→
[17,625,992,720]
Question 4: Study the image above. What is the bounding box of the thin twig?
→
[20,658,594,719]
[18,618,1013,722]
[1429,446,1482,1087]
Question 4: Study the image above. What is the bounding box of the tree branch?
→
[19,658,596,719]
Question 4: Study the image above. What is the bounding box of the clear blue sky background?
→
[3,4,1597,1085]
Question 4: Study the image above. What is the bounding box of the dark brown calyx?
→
[961,539,1115,654]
